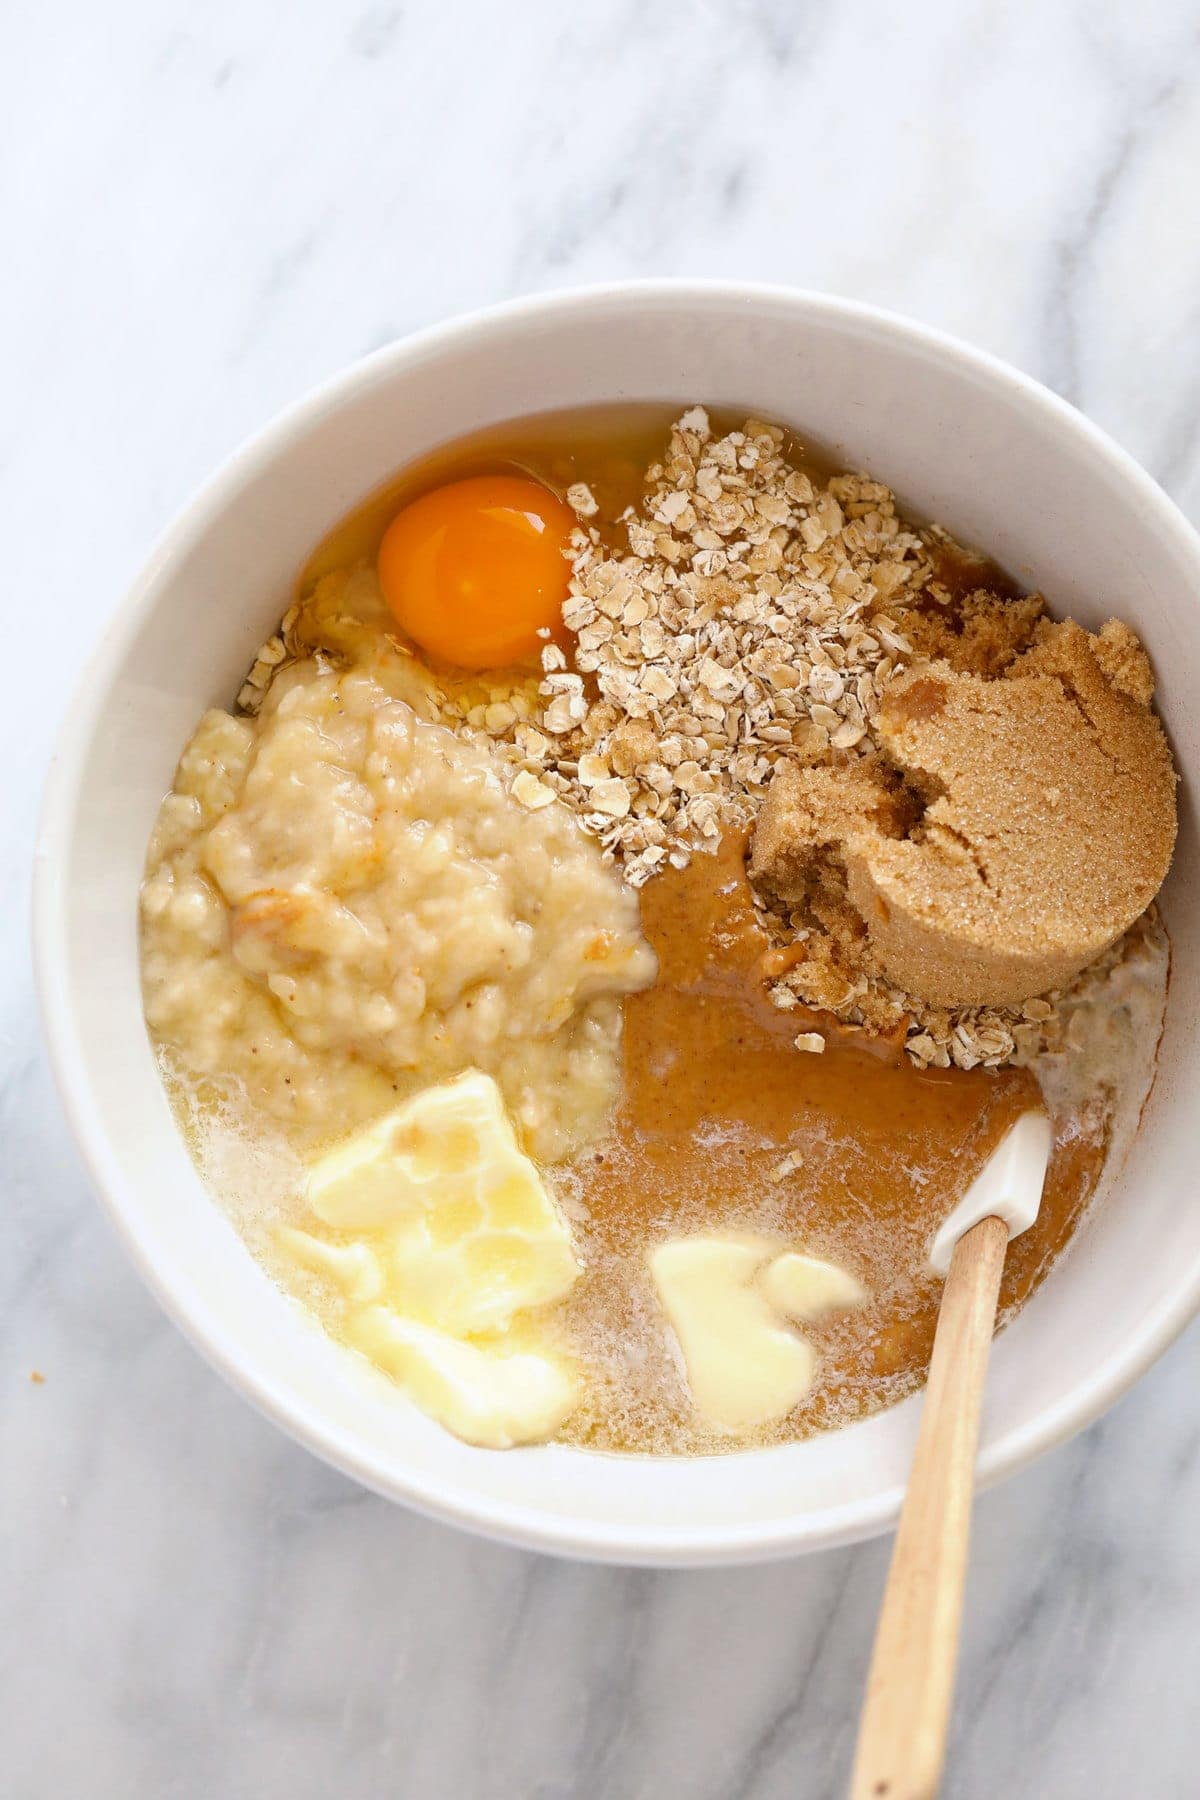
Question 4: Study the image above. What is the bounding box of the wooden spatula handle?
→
[849,1213,1010,1800]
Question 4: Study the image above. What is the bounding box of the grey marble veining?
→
[4,2,1200,1794]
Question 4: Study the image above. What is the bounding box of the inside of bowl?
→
[40,290,1199,1560]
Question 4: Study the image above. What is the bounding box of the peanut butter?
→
[556,836,1107,1454]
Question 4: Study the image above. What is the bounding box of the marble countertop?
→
[6,2,1200,1794]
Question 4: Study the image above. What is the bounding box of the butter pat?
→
[275,1070,582,1448]
[306,1070,579,1333]
[649,1234,866,1434]
[346,1306,576,1449]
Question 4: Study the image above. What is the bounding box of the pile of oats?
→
[497,407,931,887]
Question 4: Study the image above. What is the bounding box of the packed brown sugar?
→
[752,619,1174,1010]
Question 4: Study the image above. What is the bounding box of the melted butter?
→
[554,835,1106,1455]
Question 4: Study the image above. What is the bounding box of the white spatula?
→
[849,1110,1053,1800]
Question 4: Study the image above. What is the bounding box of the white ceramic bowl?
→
[34,282,1200,1566]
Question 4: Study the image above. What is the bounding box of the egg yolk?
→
[376,474,577,670]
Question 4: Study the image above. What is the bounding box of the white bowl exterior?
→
[35,285,1200,1565]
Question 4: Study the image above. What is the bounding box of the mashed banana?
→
[140,655,656,1164]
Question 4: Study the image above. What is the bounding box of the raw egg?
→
[377,474,577,670]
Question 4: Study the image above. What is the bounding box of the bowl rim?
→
[32,278,1200,1565]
